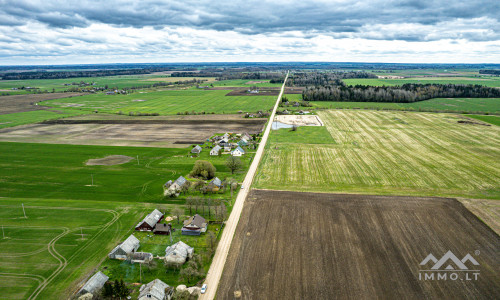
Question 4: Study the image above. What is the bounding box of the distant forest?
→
[287,71,377,86]
[302,83,500,103]
[479,70,500,75]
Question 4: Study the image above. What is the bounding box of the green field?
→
[282,94,500,114]
[467,114,500,126]
[255,110,500,199]
[0,142,253,203]
[211,79,282,87]
[269,126,335,144]
[343,76,500,87]
[0,197,147,299]
[39,90,276,115]
[0,109,87,129]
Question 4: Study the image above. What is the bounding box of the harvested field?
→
[218,190,500,300]
[0,117,266,147]
[85,155,134,165]
[0,93,85,115]
[255,110,500,199]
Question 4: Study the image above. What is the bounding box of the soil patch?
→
[274,115,323,126]
[218,189,500,300]
[0,93,86,115]
[86,155,134,166]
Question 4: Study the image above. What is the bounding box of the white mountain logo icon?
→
[420,251,479,270]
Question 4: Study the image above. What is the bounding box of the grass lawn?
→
[0,197,148,299]
[343,76,500,87]
[467,114,500,126]
[0,141,253,204]
[39,89,277,115]
[255,110,500,199]
[0,109,88,129]
[269,126,335,144]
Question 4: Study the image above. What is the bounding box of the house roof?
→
[164,180,172,186]
[78,271,109,295]
[183,214,207,228]
[136,209,163,228]
[174,176,187,187]
[211,145,221,152]
[191,145,202,153]
[165,241,194,257]
[153,223,171,233]
[232,146,245,154]
[120,234,140,254]
[139,279,170,300]
[209,177,222,187]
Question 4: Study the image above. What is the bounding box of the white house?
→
[231,146,245,157]
[210,145,221,156]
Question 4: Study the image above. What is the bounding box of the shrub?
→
[190,160,216,179]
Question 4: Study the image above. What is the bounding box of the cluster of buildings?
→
[203,132,252,157]
[164,175,224,194]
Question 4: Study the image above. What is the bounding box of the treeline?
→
[288,71,377,86]
[302,84,500,103]
[171,70,286,81]
[479,70,500,75]
[1,69,151,80]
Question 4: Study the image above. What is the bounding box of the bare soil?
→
[218,190,500,300]
[85,155,134,165]
[274,115,323,126]
[0,93,86,115]
[0,116,266,148]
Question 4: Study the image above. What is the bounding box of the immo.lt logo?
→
[419,250,480,281]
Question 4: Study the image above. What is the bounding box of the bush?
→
[190,160,216,179]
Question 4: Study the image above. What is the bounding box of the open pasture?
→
[0,197,145,299]
[218,190,500,300]
[40,89,277,115]
[0,141,253,203]
[343,76,500,87]
[255,110,500,199]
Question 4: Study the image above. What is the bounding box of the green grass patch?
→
[467,115,500,126]
[269,126,335,144]
[40,89,277,115]
[0,109,87,129]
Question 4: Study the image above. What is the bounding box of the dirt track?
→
[0,93,86,115]
[217,190,500,300]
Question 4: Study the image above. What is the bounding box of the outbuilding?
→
[210,145,221,156]
[135,209,164,231]
[191,145,202,154]
[108,234,140,259]
[164,241,194,265]
[138,279,173,300]
[77,271,109,296]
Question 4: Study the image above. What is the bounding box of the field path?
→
[199,71,289,300]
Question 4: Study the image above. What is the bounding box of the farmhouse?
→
[153,223,172,235]
[238,138,248,146]
[231,146,245,157]
[164,241,194,265]
[210,145,221,156]
[139,279,173,300]
[135,209,164,231]
[77,271,109,295]
[207,177,223,191]
[191,145,202,154]
[108,234,140,259]
[182,214,207,235]
[169,176,188,191]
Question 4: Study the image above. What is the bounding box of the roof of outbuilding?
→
[120,234,140,254]
[209,177,222,187]
[138,279,170,300]
[136,209,163,228]
[165,241,193,257]
[78,271,109,295]
[191,145,202,153]
[174,176,187,187]
[211,145,221,152]
[183,214,207,228]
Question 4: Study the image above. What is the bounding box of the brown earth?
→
[0,117,266,148]
[0,93,86,115]
[85,155,134,165]
[218,190,500,300]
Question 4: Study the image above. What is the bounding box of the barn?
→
[135,209,164,231]
[138,279,173,300]
[108,234,140,259]
[153,223,172,235]
[77,271,109,295]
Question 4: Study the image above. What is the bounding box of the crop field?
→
[255,110,500,199]
[467,114,500,126]
[0,109,88,129]
[0,142,253,203]
[211,79,282,87]
[0,116,265,147]
[0,197,146,300]
[218,190,500,300]
[343,76,500,87]
[40,89,277,115]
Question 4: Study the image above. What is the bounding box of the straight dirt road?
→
[199,71,289,300]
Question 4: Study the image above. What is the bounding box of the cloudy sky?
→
[0,0,499,65]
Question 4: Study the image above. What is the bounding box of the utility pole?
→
[137,155,139,165]
[91,174,94,186]
[22,203,27,218]
[2,225,5,239]
[139,263,142,284]
[80,227,84,240]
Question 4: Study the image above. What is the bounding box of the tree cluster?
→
[190,160,216,179]
[288,71,377,86]
[101,279,129,299]
[302,83,500,103]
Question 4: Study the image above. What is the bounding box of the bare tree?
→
[172,207,184,224]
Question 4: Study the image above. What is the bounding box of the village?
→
[73,131,258,300]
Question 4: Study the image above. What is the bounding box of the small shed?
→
[153,223,172,235]
[169,176,188,191]
[237,138,248,146]
[108,234,140,259]
[138,279,173,300]
[164,241,194,265]
[210,145,221,156]
[231,146,245,157]
[182,214,207,236]
[78,271,109,295]
[164,180,173,189]
[207,177,223,191]
[242,133,253,141]
[135,209,164,231]
[191,145,202,154]
[131,252,153,264]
